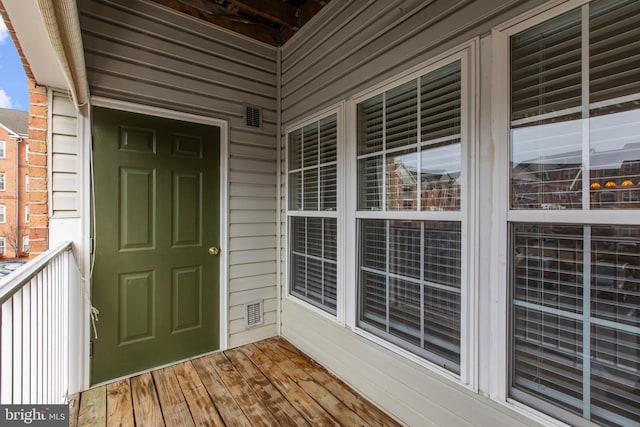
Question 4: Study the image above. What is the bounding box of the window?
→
[0,205,6,224]
[22,236,29,253]
[0,141,5,159]
[25,205,29,223]
[508,2,640,425]
[356,57,469,374]
[0,238,5,255]
[287,113,338,314]
[25,175,29,193]
[0,173,5,191]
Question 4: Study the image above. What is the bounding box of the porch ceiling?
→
[148,0,331,46]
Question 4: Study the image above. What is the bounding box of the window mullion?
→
[420,221,425,348]
[582,225,591,420]
[417,81,422,211]
[385,220,390,334]
[382,92,387,211]
[581,4,590,211]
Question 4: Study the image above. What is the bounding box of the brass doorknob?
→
[208,246,220,256]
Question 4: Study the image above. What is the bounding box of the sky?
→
[0,18,29,111]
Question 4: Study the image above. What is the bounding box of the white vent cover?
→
[243,104,262,128]
[244,300,264,329]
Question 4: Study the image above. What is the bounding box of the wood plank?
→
[152,367,195,426]
[130,373,164,427]
[239,343,340,426]
[173,361,225,427]
[106,379,135,427]
[271,338,400,426]
[209,352,280,426]
[192,355,252,427]
[225,348,310,427]
[68,393,80,427]
[255,340,369,427]
[78,386,106,427]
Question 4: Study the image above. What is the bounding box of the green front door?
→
[91,107,220,384]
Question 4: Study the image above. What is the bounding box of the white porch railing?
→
[0,241,78,404]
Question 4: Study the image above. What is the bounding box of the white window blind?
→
[509,2,640,425]
[288,113,338,314]
[357,59,464,374]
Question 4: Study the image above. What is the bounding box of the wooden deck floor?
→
[71,337,401,426]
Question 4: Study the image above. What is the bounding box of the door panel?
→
[91,107,220,384]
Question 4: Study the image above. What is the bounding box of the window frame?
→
[0,204,6,224]
[25,205,29,223]
[284,103,345,322]
[0,141,5,159]
[347,42,478,385]
[0,237,5,255]
[22,235,29,253]
[492,1,640,424]
[0,173,5,191]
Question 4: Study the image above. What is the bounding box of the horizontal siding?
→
[79,0,279,347]
[279,0,549,426]
[281,0,547,123]
[51,91,80,218]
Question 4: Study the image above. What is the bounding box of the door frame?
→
[80,96,229,390]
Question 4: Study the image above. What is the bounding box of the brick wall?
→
[27,80,48,257]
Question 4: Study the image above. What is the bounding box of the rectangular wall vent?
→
[243,104,262,129]
[244,300,264,329]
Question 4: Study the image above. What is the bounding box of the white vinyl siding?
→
[506,1,640,425]
[79,0,279,348]
[51,90,80,217]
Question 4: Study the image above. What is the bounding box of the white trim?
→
[47,89,54,218]
[493,0,588,34]
[489,27,510,402]
[87,96,230,353]
[276,47,282,337]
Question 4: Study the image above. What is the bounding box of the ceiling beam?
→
[227,0,299,29]
[150,0,279,45]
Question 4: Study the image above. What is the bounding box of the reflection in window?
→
[357,61,461,212]
[510,0,640,210]
[509,3,640,424]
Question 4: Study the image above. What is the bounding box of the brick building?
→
[0,108,29,258]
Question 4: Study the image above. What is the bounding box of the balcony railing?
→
[0,241,78,404]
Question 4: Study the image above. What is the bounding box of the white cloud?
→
[0,19,8,44]
[0,89,13,109]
